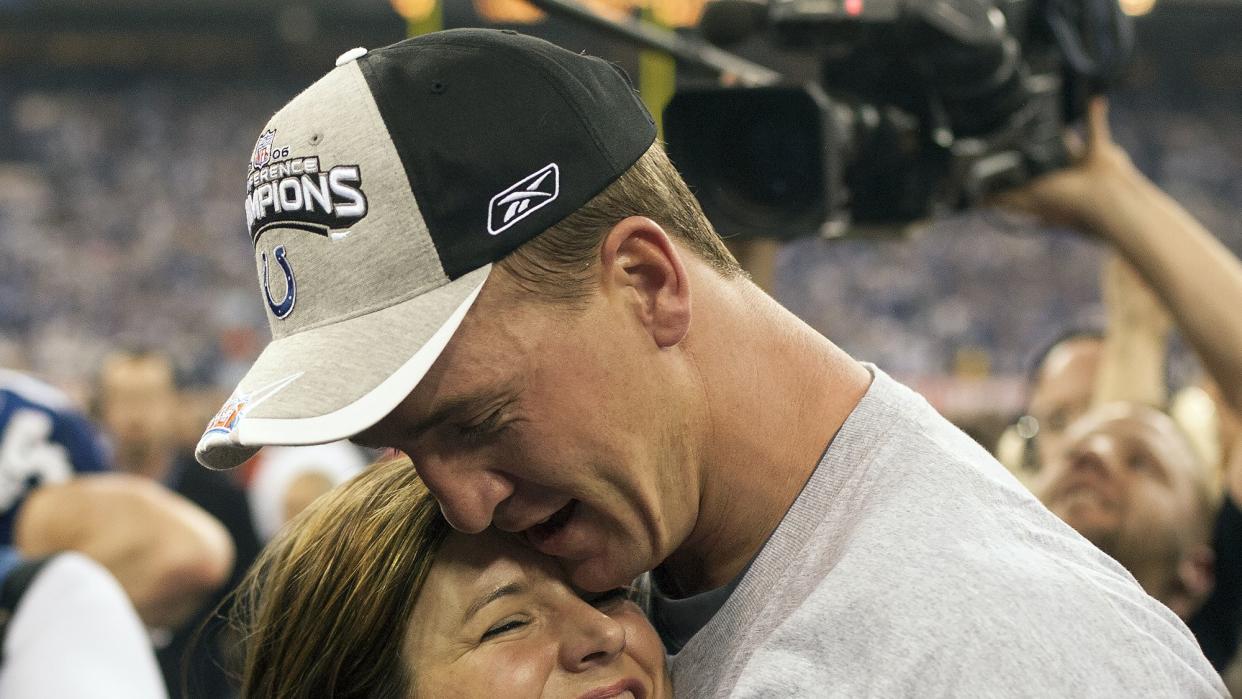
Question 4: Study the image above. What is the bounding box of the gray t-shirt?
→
[669,367,1227,698]
[650,564,747,654]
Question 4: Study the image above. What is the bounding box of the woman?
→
[232,455,671,699]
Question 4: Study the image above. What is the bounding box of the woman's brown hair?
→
[231,455,450,698]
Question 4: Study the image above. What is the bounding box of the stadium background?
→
[1,0,1239,445]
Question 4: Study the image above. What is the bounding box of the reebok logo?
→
[488,163,560,236]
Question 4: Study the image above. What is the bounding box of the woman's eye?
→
[481,618,526,641]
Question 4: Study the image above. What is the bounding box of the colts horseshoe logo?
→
[262,245,297,319]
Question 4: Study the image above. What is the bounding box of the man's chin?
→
[1049,488,1120,533]
[1055,507,1120,554]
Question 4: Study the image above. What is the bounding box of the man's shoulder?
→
[843,369,1023,499]
[0,374,110,543]
[0,371,74,413]
[720,546,1224,696]
[677,372,1225,696]
[790,398,1188,645]
[0,372,108,472]
[718,479,1224,697]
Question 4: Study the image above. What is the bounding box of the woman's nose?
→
[559,606,627,672]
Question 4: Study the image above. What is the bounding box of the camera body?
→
[664,0,1130,238]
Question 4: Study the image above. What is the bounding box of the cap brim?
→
[196,265,492,470]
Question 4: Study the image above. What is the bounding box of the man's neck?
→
[658,281,871,596]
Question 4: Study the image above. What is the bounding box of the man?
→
[246,441,366,543]
[1023,329,1104,469]
[0,368,109,540]
[0,368,233,629]
[94,349,259,698]
[1019,259,1169,476]
[1033,403,1217,619]
[1002,99,1242,673]
[95,349,259,568]
[197,30,1225,695]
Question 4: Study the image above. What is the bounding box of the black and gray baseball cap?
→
[196,29,656,470]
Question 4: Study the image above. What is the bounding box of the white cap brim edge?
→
[195,264,491,469]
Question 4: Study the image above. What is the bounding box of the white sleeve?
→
[0,552,168,699]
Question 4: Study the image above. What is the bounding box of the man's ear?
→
[1170,544,1215,619]
[599,216,691,348]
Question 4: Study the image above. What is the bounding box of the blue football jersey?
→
[0,370,110,544]
[0,545,21,583]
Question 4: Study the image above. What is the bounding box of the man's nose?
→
[1071,434,1123,479]
[413,454,514,534]
[558,606,627,673]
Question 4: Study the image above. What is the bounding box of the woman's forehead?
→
[432,529,563,592]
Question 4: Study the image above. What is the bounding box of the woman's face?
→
[404,529,670,699]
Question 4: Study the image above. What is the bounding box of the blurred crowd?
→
[778,101,1242,381]
[0,78,282,394]
[2,77,1240,411]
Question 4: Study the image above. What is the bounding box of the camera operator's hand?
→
[998,96,1242,430]
[993,97,1145,233]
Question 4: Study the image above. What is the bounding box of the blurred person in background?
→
[1033,402,1217,619]
[1,367,233,629]
[94,348,259,698]
[1203,377,1242,500]
[1022,327,1105,472]
[0,546,168,698]
[0,367,109,534]
[999,98,1242,674]
[244,441,366,544]
[1015,257,1171,479]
